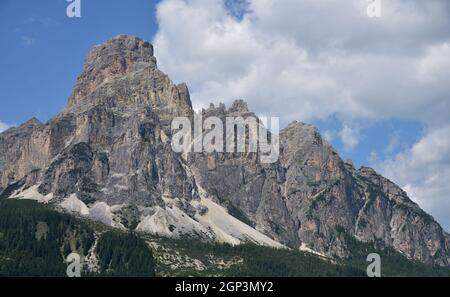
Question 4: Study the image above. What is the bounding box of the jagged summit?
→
[66,35,192,122]
[283,120,318,133]
[23,117,42,126]
[67,35,158,109]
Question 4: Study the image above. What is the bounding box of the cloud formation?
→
[0,121,11,133]
[153,0,450,230]
[381,125,450,230]
[154,0,450,122]
[339,124,360,151]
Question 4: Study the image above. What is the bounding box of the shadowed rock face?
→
[1,35,449,267]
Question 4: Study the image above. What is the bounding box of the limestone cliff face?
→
[1,35,449,267]
[188,114,450,266]
[1,36,195,207]
[66,36,192,123]
[278,124,449,266]
[0,118,51,188]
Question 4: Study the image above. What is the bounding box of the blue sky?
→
[312,116,424,167]
[0,0,157,124]
[1,0,449,229]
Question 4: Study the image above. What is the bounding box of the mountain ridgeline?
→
[1,35,449,274]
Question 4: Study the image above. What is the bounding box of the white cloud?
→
[416,42,450,84]
[153,0,450,229]
[380,125,450,231]
[322,130,335,142]
[339,124,360,151]
[0,121,11,133]
[153,0,450,124]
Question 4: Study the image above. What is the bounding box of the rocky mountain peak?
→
[344,159,354,168]
[67,35,158,109]
[89,35,155,63]
[284,120,315,131]
[281,121,324,145]
[64,35,192,122]
[228,99,249,113]
[1,117,42,137]
[22,117,42,127]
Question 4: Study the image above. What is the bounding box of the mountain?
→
[1,35,449,270]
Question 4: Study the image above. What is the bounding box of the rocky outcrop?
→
[1,35,449,267]
[355,167,450,266]
[66,35,192,123]
[0,117,51,187]
[1,36,196,206]
[189,117,450,266]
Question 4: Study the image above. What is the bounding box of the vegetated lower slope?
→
[95,231,155,277]
[0,193,155,277]
[334,227,450,277]
[146,235,450,277]
[146,235,364,277]
[0,188,448,277]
